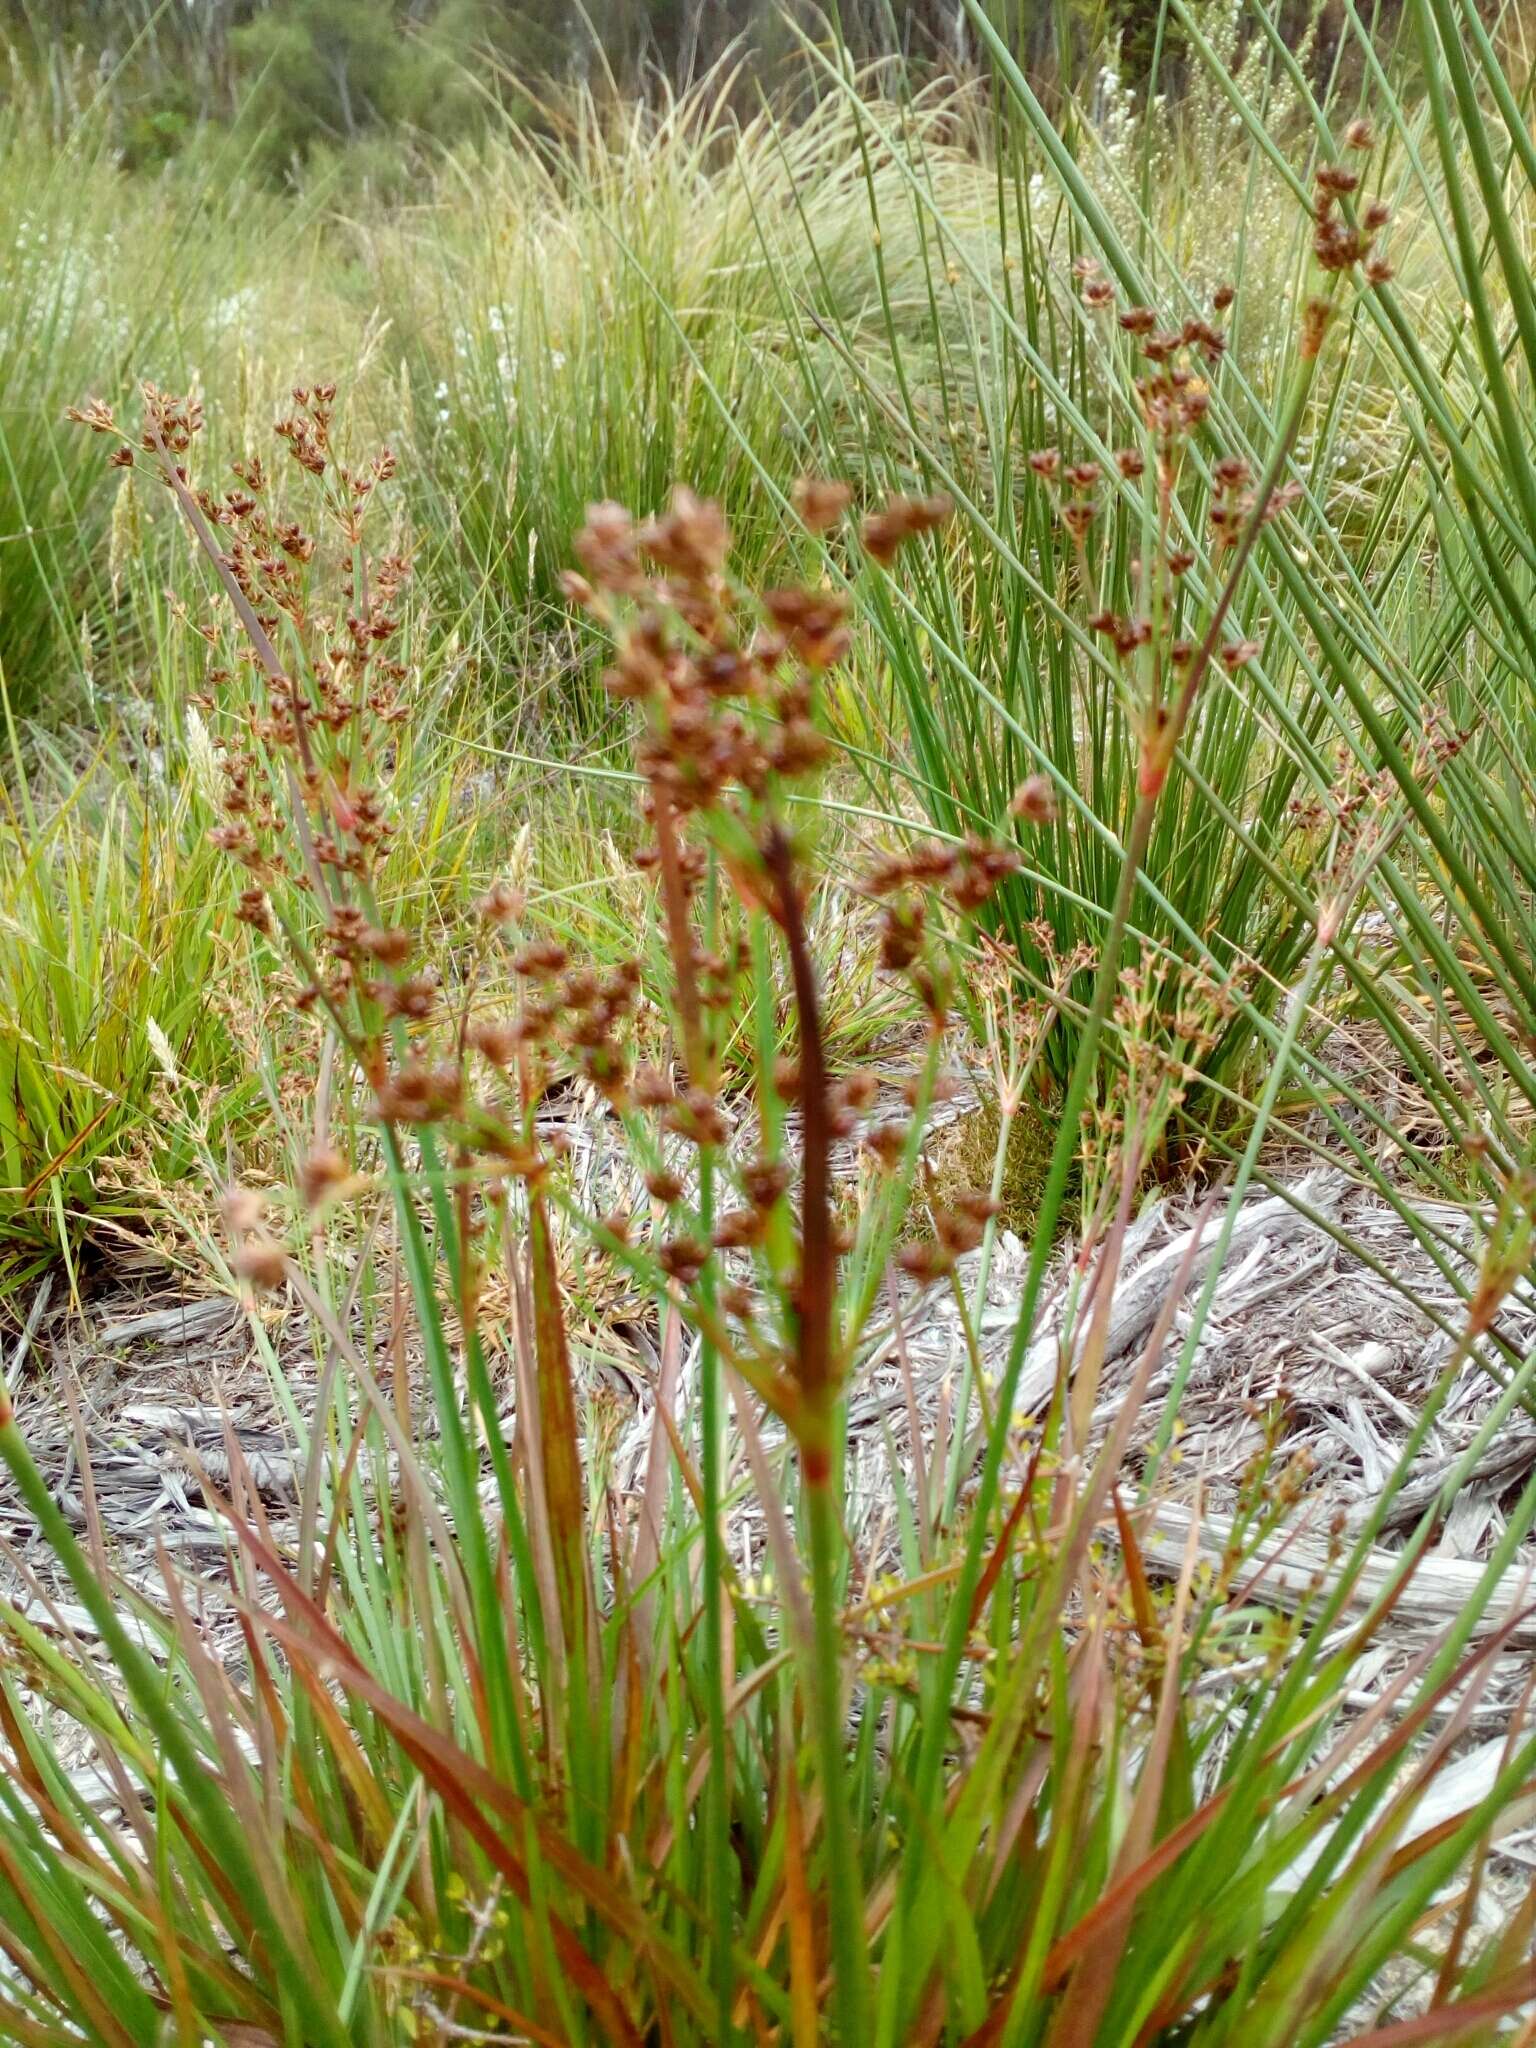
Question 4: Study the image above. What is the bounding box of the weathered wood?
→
[1144,1501,1536,1645]
[96,1297,239,1348]
[1006,1172,1343,1418]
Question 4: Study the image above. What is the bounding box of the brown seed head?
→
[235,887,273,936]
[1009,774,1059,825]
[712,1207,765,1251]
[640,486,730,585]
[664,1087,730,1148]
[897,1241,953,1284]
[234,1237,288,1293]
[948,837,1022,911]
[362,924,413,965]
[67,397,117,434]
[793,476,853,533]
[574,501,643,593]
[477,882,524,926]
[836,1070,880,1115]
[387,974,439,1021]
[763,586,852,671]
[878,900,925,974]
[935,1208,985,1255]
[222,1184,265,1236]
[1300,296,1336,360]
[512,939,569,978]
[1315,162,1360,197]
[860,492,953,564]
[299,1147,351,1207]
[864,1120,909,1167]
[468,1018,520,1067]
[659,1236,709,1284]
[628,1067,672,1112]
[375,1060,463,1125]
[743,1158,792,1209]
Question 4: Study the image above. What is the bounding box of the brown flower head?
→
[574,501,643,593]
[793,476,853,532]
[1010,774,1060,825]
[861,492,953,564]
[640,487,730,586]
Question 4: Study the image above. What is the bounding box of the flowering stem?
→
[651,788,732,2028]
[763,824,834,1416]
[146,421,331,900]
[804,1429,871,2042]
[880,329,1330,2027]
[697,1137,734,2040]
[761,820,870,2036]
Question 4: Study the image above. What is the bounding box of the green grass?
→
[737,5,1492,1136]
[370,72,1027,741]
[0,708,247,1293]
[0,84,344,724]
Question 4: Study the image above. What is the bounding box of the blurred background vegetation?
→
[1,0,1360,180]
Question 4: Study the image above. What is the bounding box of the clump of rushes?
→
[7,319,1527,2042]
[986,159,1394,1160]
[66,388,1011,2038]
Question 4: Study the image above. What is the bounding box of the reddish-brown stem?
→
[651,786,706,1086]
[763,823,834,1436]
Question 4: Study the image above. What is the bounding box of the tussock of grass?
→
[930,1086,1066,1237]
[0,720,249,1294]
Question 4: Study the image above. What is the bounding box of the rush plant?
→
[0,359,1523,2045]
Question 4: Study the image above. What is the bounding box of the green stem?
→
[763,817,870,2037]
[698,1144,735,2042]
[804,1423,870,2045]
